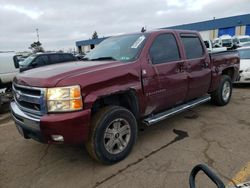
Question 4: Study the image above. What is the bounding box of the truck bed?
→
[210,50,239,68]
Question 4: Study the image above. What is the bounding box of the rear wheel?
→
[85,106,137,164]
[211,75,232,106]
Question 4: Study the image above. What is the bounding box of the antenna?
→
[36,28,40,42]
[141,26,146,33]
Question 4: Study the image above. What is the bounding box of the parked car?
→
[235,46,250,83]
[242,42,250,47]
[204,40,227,53]
[0,52,19,108]
[19,53,77,72]
[11,29,239,164]
[74,53,85,60]
[213,35,234,49]
[233,35,250,48]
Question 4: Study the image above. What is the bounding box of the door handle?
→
[176,62,185,72]
[201,62,209,68]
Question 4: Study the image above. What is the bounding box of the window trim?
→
[180,34,205,60]
[149,33,181,65]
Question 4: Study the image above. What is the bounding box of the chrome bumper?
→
[10,101,44,142]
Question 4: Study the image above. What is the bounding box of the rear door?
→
[143,32,188,113]
[180,34,211,100]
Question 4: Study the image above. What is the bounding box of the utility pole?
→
[36,28,40,42]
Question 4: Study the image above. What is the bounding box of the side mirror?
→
[13,56,20,69]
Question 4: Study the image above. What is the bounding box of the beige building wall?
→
[210,29,218,40]
[238,25,246,35]
[199,31,211,41]
[81,45,91,53]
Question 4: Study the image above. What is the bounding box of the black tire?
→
[85,106,137,164]
[211,75,232,106]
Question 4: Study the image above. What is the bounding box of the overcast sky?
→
[0,0,249,52]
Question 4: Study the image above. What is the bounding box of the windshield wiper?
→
[90,56,116,61]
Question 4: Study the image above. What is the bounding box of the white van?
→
[213,35,234,49]
[232,35,250,48]
[0,52,19,87]
[204,40,227,53]
[0,52,19,108]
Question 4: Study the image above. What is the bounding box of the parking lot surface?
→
[1,86,250,188]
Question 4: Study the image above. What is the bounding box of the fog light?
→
[51,135,64,142]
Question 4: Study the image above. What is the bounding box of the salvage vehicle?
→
[232,35,250,48]
[213,35,234,49]
[235,46,250,83]
[204,40,227,53]
[19,52,77,72]
[11,29,239,164]
[0,52,20,109]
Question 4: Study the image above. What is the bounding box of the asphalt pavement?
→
[0,86,250,188]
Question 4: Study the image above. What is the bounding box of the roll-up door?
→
[218,27,235,36]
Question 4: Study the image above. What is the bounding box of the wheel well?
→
[91,90,140,120]
[222,68,234,80]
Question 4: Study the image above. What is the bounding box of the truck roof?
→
[112,29,200,37]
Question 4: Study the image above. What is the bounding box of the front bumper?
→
[10,101,91,144]
[235,71,250,83]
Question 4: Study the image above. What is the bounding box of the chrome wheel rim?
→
[222,81,231,102]
[103,118,131,155]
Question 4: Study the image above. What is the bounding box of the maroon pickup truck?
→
[11,30,239,164]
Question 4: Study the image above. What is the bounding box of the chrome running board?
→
[143,96,211,126]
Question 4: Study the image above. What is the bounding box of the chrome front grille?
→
[12,83,47,118]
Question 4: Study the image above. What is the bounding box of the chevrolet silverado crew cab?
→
[11,30,239,164]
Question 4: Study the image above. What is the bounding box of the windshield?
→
[222,39,232,44]
[19,55,36,66]
[238,48,250,59]
[85,34,147,62]
[239,38,250,43]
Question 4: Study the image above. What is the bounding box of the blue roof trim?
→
[76,37,108,46]
[163,14,250,31]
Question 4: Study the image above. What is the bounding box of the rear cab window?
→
[180,34,205,59]
[149,33,181,64]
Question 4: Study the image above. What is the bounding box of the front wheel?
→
[85,106,137,164]
[211,75,232,106]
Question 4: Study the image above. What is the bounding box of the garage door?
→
[218,27,235,37]
[246,25,250,35]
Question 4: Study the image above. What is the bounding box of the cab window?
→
[149,34,180,64]
[181,35,204,59]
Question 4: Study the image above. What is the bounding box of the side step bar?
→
[143,96,211,126]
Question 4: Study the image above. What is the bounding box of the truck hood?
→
[15,60,125,87]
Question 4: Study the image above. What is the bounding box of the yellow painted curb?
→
[228,161,250,185]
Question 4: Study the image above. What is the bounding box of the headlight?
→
[47,85,83,112]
